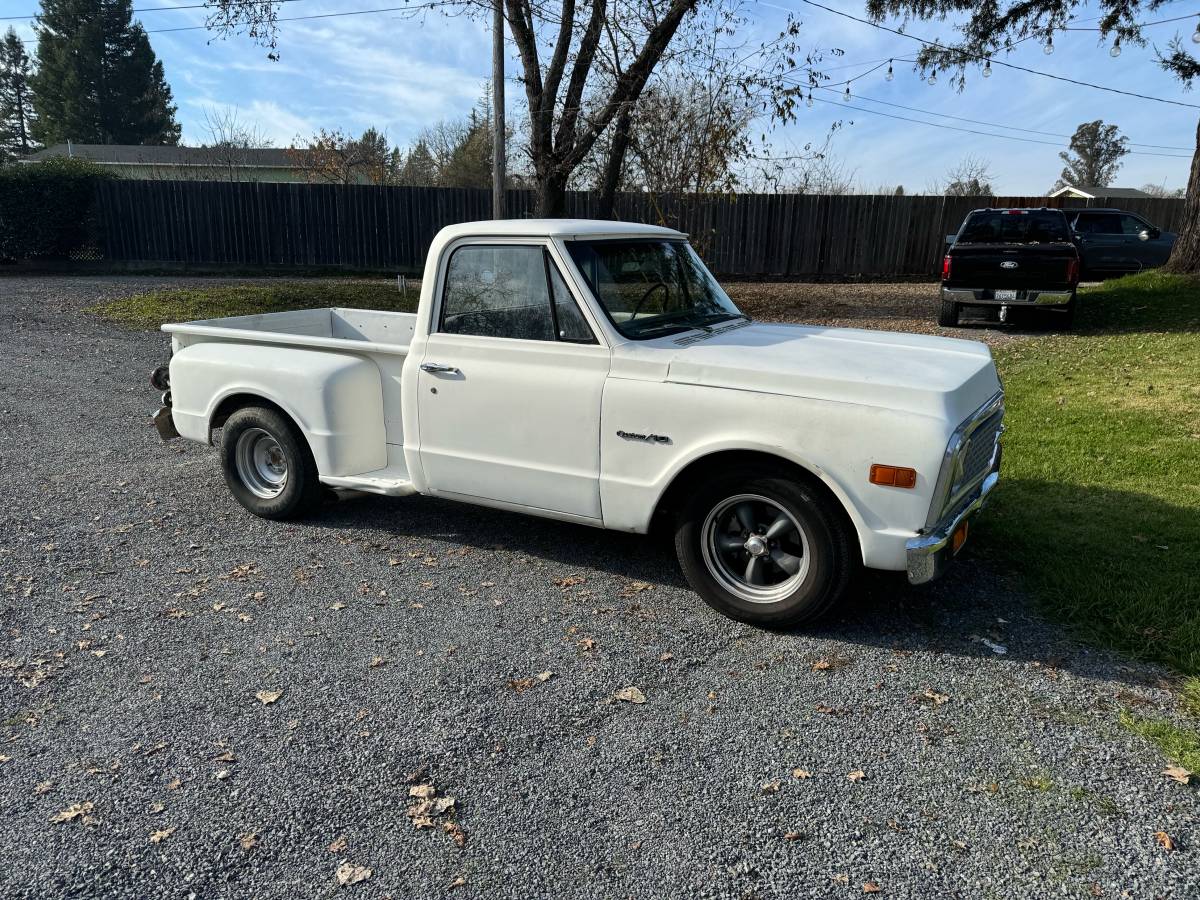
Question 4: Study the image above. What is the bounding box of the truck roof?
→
[434,218,687,242]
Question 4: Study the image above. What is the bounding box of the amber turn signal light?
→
[869,464,917,488]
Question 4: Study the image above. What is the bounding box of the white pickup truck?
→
[152,219,1004,626]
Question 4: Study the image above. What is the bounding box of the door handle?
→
[421,362,461,375]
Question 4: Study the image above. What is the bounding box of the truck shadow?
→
[313,487,1174,691]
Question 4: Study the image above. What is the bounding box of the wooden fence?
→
[93,179,1185,278]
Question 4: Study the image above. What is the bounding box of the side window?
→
[441,245,554,341]
[547,260,595,343]
[1119,215,1148,236]
[1090,214,1123,234]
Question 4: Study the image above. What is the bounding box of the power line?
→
[0,0,310,22]
[145,1,452,34]
[780,0,1200,110]
[808,85,1195,151]
[800,92,1193,158]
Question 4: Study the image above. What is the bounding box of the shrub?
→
[0,157,114,260]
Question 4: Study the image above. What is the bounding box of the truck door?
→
[1118,213,1172,269]
[415,241,609,520]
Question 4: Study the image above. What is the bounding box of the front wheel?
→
[674,469,854,627]
[220,406,323,520]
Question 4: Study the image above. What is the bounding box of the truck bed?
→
[163,307,416,355]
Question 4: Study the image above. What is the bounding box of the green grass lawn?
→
[979,272,1200,678]
[89,279,414,329]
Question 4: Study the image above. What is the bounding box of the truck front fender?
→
[169,343,386,477]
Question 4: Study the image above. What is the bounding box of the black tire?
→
[938,298,960,327]
[1057,293,1076,330]
[220,405,323,520]
[674,466,855,628]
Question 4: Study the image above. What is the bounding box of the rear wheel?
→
[220,406,323,520]
[1057,293,1076,330]
[674,467,854,627]
[938,298,960,327]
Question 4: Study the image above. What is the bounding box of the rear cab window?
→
[958,210,1071,244]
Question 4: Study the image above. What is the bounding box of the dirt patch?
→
[725,281,1039,347]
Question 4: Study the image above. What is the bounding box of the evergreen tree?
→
[0,28,37,160]
[397,140,437,187]
[31,0,180,146]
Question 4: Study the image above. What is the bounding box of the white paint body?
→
[164,219,1003,572]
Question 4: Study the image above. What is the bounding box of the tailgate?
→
[948,243,1075,288]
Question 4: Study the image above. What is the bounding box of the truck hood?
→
[662,322,1001,422]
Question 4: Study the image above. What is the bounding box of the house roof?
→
[22,144,305,168]
[1048,185,1151,199]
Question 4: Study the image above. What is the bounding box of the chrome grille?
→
[959,410,1003,489]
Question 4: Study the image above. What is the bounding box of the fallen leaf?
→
[334,861,372,886]
[329,601,347,610]
[922,689,951,706]
[255,690,282,705]
[1163,765,1192,785]
[784,830,803,841]
[554,575,586,588]
[615,686,646,704]
[620,580,652,598]
[832,874,850,885]
[760,780,781,794]
[50,801,94,824]
[1154,831,1175,851]
[329,835,348,852]
[863,882,882,894]
[409,784,436,799]
[240,832,258,850]
[214,769,231,781]
[576,638,596,652]
[149,827,176,844]
[509,671,553,694]
[449,875,467,889]
[659,652,674,661]
[213,750,237,763]
[34,780,53,795]
[166,778,181,790]
[148,801,165,814]
[443,821,467,847]
[792,768,812,779]
[847,770,866,782]
[811,659,832,672]
[369,656,387,668]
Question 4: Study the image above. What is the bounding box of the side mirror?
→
[944,234,956,245]
[1138,230,1153,242]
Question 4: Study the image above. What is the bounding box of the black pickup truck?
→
[940,207,1081,328]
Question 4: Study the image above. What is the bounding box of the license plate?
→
[995,290,1018,301]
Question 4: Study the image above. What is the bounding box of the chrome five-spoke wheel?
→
[234,426,289,499]
[701,493,811,604]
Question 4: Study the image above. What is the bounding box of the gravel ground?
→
[1,275,1196,900]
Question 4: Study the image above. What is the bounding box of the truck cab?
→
[154,219,1005,628]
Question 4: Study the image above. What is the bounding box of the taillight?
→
[1067,257,1079,283]
[941,255,952,281]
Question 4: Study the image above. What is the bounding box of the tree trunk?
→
[1163,118,1200,274]
[596,108,633,220]
[536,169,569,217]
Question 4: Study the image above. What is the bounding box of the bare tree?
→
[193,107,274,181]
[1139,182,1185,199]
[202,0,818,216]
[939,155,994,197]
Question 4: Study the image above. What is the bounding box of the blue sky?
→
[1,0,1195,193]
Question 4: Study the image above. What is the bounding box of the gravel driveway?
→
[1,276,1196,899]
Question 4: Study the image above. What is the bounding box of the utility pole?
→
[492,0,505,219]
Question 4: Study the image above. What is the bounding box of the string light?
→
[927,69,937,85]
[806,90,814,108]
[1043,36,1054,55]
[1110,37,1122,57]
[1192,16,1200,43]
[982,58,992,78]
[885,59,893,81]
[843,83,851,100]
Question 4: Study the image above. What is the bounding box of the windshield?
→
[564,239,744,340]
[958,210,1071,244]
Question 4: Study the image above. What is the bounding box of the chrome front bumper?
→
[905,457,1001,585]
[942,287,1072,307]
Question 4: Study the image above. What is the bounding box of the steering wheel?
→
[629,281,670,320]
